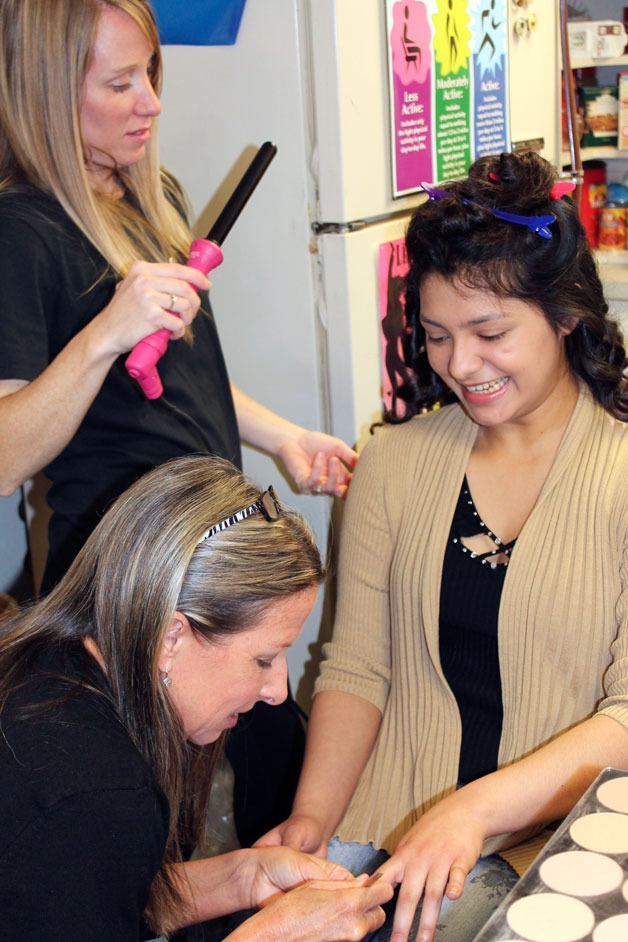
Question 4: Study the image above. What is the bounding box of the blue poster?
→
[151,0,247,46]
[471,0,509,158]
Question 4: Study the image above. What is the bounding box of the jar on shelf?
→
[598,202,627,251]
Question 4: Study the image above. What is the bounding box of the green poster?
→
[433,0,472,181]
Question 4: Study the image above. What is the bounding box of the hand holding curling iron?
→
[125,141,277,399]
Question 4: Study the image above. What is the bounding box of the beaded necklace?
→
[452,480,517,569]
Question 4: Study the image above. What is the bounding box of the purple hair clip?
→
[420,183,557,240]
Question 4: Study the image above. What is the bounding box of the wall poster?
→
[386,0,510,196]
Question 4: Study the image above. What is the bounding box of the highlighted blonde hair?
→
[0,0,191,275]
[0,456,325,932]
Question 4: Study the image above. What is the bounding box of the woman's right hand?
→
[230,875,393,942]
[255,812,328,857]
[91,260,210,358]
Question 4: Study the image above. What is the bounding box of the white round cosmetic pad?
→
[597,777,628,814]
[506,892,595,942]
[593,914,628,941]
[539,850,623,897]
[570,812,628,854]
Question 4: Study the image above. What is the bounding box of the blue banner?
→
[151,0,247,46]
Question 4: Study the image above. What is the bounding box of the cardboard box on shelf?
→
[580,85,619,148]
[568,20,627,60]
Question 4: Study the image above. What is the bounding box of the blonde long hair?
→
[0,456,325,933]
[0,0,191,275]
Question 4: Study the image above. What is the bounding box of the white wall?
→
[158,1,333,705]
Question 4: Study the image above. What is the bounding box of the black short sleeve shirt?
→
[0,644,170,941]
[0,187,241,585]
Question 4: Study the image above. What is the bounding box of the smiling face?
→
[419,273,578,429]
[159,586,317,746]
[79,6,161,183]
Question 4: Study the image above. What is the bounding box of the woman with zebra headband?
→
[0,455,392,940]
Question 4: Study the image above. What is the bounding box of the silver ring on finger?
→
[168,294,178,312]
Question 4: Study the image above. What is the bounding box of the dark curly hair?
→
[391,150,627,422]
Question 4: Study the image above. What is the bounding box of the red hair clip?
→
[550,180,576,199]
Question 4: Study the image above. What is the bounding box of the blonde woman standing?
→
[0,0,355,847]
[0,0,355,589]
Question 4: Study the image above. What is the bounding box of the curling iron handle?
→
[124,239,224,399]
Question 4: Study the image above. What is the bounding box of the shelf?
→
[562,146,628,164]
[595,249,628,265]
[568,54,628,69]
[561,39,628,165]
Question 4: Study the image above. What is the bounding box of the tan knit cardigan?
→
[315,386,628,856]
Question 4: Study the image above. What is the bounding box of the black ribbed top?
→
[439,477,515,784]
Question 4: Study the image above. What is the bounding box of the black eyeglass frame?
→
[196,486,280,544]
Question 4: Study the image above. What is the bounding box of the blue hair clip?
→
[420,183,557,240]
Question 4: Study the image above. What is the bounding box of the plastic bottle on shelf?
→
[581,159,608,247]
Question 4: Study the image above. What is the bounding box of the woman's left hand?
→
[244,846,354,909]
[277,430,357,499]
[230,386,357,498]
[376,798,487,942]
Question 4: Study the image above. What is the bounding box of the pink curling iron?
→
[125,141,278,399]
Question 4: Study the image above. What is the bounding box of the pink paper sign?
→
[378,239,410,418]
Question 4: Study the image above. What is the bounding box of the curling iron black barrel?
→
[208,141,278,245]
[125,141,278,399]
